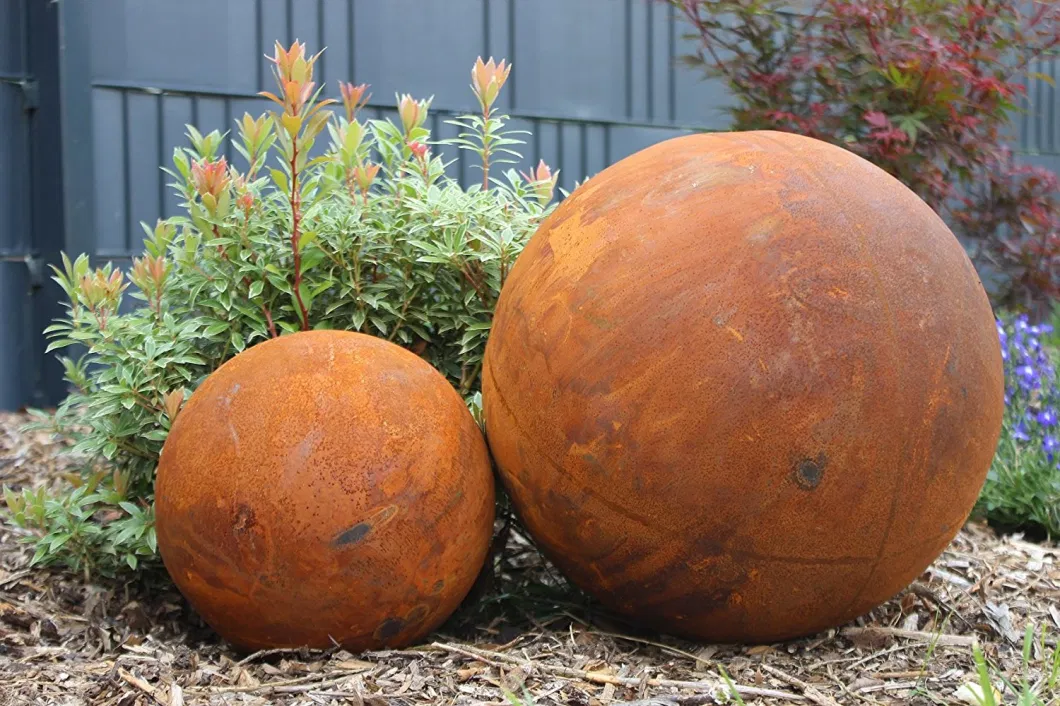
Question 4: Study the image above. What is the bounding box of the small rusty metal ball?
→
[156,330,494,651]
[483,131,1004,643]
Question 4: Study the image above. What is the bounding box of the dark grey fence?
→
[2,0,1058,410]
[0,0,65,409]
[75,0,733,262]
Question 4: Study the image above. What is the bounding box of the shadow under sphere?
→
[482,130,1004,644]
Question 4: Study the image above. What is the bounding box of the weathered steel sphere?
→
[483,130,1004,644]
[156,330,494,651]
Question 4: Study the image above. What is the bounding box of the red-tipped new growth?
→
[259,40,329,120]
[471,57,511,114]
[163,388,186,423]
[339,81,370,123]
[469,57,512,190]
[130,254,170,318]
[237,190,254,218]
[79,268,127,331]
[397,94,430,136]
[260,39,337,331]
[408,141,429,161]
[408,141,430,180]
[231,173,255,221]
[190,157,231,217]
[236,114,273,177]
[352,163,381,204]
[521,159,560,205]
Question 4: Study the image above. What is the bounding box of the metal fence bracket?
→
[0,73,38,112]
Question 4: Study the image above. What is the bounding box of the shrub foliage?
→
[669,0,1060,315]
[3,43,557,577]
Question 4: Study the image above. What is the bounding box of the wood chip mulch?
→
[0,411,1057,706]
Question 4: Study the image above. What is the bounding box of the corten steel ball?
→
[482,130,1004,644]
[155,330,495,651]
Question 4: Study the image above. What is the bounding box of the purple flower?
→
[1044,435,1059,461]
[1039,408,1059,427]
[1014,422,1031,442]
[1017,364,1038,389]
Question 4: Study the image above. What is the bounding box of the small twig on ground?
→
[825,664,874,705]
[270,677,367,695]
[805,643,903,672]
[363,648,436,660]
[839,643,922,672]
[235,647,313,667]
[928,566,973,588]
[872,670,930,679]
[856,680,919,694]
[611,697,715,706]
[576,621,705,665]
[841,626,976,647]
[305,692,388,705]
[118,668,168,706]
[184,670,370,695]
[760,664,841,706]
[16,646,71,663]
[909,583,975,629]
[0,569,31,588]
[433,641,807,702]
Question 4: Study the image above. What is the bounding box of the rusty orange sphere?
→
[483,131,1004,644]
[156,330,494,651]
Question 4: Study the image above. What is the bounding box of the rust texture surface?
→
[482,130,1005,644]
[156,330,495,651]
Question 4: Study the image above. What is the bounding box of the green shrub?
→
[973,313,1060,540]
[2,42,558,578]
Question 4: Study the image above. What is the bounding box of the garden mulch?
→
[0,411,1057,706]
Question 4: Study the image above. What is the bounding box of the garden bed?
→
[1,411,1058,706]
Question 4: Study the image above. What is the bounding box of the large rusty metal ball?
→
[483,131,1004,644]
[156,330,494,651]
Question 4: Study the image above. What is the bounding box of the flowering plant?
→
[976,313,1060,539]
[2,42,558,577]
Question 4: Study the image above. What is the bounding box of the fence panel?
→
[0,0,33,410]
[0,0,65,410]
[0,0,1053,409]
[75,0,732,261]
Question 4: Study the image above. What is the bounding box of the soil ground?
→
[0,412,1058,706]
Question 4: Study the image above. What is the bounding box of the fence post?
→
[58,0,96,263]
